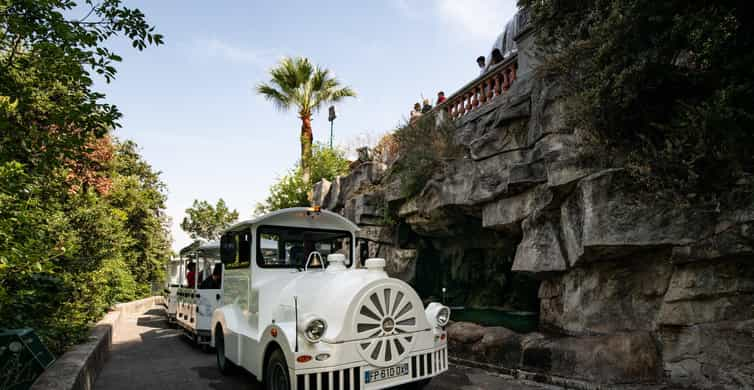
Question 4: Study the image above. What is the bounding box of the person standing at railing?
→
[490,49,504,67]
[477,56,486,75]
[421,98,432,113]
[410,102,422,123]
[437,91,446,105]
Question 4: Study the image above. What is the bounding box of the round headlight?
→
[436,307,450,327]
[304,319,327,343]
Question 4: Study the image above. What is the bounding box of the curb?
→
[30,296,163,390]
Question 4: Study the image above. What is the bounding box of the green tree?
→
[0,1,167,355]
[107,140,172,290]
[256,57,356,189]
[520,0,754,200]
[181,199,239,241]
[256,143,350,213]
[1,0,164,176]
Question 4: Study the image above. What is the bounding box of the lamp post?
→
[328,105,337,149]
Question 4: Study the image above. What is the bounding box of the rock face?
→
[311,22,754,389]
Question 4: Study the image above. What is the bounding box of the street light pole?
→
[328,105,337,149]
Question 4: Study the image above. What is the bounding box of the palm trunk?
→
[300,113,314,201]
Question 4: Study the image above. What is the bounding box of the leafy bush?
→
[0,141,171,355]
[391,115,463,197]
[256,143,350,213]
[0,1,168,355]
[520,0,754,202]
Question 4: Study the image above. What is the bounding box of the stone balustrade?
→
[439,56,518,120]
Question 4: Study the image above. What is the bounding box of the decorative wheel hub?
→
[382,318,395,333]
[354,284,421,367]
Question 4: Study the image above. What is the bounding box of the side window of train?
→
[221,230,252,270]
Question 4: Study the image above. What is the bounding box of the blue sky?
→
[97,0,519,251]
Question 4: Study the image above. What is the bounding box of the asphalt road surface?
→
[94,306,552,390]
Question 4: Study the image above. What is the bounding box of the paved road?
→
[95,306,552,390]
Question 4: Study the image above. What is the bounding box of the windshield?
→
[257,225,353,269]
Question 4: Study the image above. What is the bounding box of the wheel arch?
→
[257,323,295,377]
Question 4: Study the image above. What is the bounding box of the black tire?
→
[215,325,236,375]
[265,349,290,390]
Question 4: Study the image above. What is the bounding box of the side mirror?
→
[220,233,236,264]
[238,231,251,263]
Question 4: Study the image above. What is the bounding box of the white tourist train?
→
[164,257,184,323]
[211,207,450,390]
[176,240,223,348]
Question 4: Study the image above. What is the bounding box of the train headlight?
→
[425,302,451,328]
[304,319,327,343]
[436,307,450,327]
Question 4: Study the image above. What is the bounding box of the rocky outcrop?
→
[311,20,754,389]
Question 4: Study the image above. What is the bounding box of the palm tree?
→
[256,56,356,189]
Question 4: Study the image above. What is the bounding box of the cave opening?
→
[409,210,541,332]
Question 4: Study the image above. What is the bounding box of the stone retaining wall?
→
[30,296,162,390]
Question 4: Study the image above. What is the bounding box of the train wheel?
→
[265,349,289,390]
[215,325,236,375]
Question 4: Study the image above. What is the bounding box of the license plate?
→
[364,363,409,384]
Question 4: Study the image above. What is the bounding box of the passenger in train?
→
[199,264,222,289]
[186,262,198,288]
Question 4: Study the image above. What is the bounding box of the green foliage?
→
[391,115,463,197]
[256,143,351,213]
[0,1,167,355]
[520,0,754,201]
[108,141,172,290]
[256,56,356,187]
[256,57,357,116]
[1,0,164,177]
[181,199,239,241]
[0,140,171,355]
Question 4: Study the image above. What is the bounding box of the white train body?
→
[175,241,223,346]
[212,208,449,390]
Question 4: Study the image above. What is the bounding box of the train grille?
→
[296,366,360,390]
[411,349,447,379]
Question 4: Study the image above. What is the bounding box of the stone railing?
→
[433,7,532,121]
[438,55,518,120]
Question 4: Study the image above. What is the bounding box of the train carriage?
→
[176,240,223,348]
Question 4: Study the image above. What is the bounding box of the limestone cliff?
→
[312,15,754,389]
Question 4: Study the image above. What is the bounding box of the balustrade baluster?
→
[486,78,494,100]
[502,68,511,91]
[479,84,486,105]
[465,93,472,113]
[510,64,517,84]
[494,74,502,96]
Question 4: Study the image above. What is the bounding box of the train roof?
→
[223,207,359,234]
